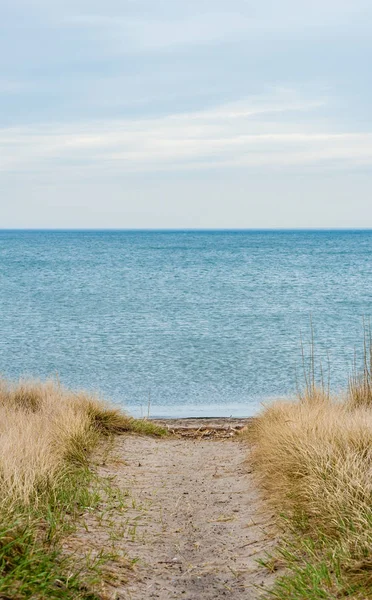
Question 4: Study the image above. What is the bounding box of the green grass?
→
[123,417,168,437]
[260,525,372,599]
[0,466,102,599]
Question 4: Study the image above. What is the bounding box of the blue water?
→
[0,230,371,417]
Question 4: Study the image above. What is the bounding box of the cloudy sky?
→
[1,0,372,228]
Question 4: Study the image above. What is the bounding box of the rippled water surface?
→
[0,230,371,416]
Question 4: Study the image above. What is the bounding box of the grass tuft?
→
[348,329,372,409]
[247,338,372,598]
[81,397,167,437]
[0,378,165,598]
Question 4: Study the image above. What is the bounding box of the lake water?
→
[0,230,371,417]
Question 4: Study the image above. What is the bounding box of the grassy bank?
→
[248,357,372,598]
[0,379,165,599]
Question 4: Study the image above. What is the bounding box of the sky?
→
[1,0,372,228]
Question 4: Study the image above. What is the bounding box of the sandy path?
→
[89,432,275,600]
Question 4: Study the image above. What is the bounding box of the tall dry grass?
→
[0,379,138,510]
[348,330,372,409]
[249,343,372,598]
[0,378,165,599]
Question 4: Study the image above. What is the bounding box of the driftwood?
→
[150,417,252,439]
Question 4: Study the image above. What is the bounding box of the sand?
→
[70,419,277,599]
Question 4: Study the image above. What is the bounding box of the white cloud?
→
[1,88,372,176]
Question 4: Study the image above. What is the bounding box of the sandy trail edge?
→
[70,425,277,599]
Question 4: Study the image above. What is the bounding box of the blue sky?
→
[1,0,372,228]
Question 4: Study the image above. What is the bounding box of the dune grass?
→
[0,379,166,599]
[248,344,372,599]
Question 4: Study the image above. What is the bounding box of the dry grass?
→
[248,359,372,598]
[348,332,372,409]
[0,378,166,598]
[0,379,164,510]
[250,398,372,528]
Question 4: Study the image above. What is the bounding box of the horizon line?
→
[1,227,372,233]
